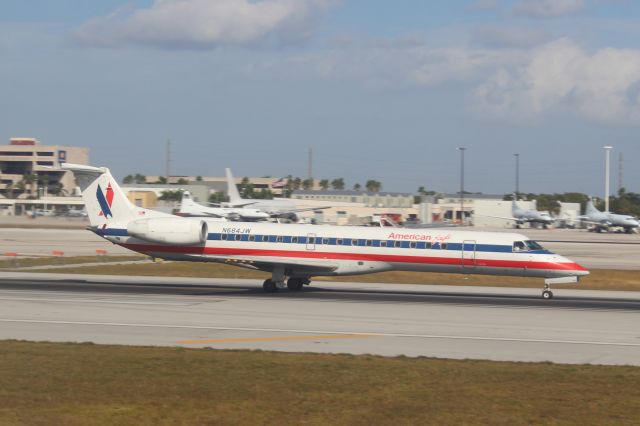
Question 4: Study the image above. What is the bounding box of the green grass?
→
[0,341,639,425]
[28,260,640,291]
[0,255,145,269]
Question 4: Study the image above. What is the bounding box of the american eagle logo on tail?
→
[96,183,114,218]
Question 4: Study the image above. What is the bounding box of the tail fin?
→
[63,164,166,227]
[225,168,242,205]
[179,191,201,214]
[586,197,600,214]
[511,193,519,212]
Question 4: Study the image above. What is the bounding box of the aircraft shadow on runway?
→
[2,279,640,311]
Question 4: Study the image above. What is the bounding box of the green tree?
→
[49,182,64,196]
[302,178,314,190]
[209,191,229,204]
[4,182,16,199]
[158,190,183,201]
[157,176,167,184]
[177,178,188,185]
[239,177,254,198]
[365,179,382,193]
[21,173,37,198]
[353,183,361,191]
[319,179,329,190]
[196,176,203,182]
[331,178,345,190]
[283,175,295,197]
[292,177,302,191]
[134,174,147,184]
[122,175,134,184]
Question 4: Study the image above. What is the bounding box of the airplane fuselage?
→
[98,221,588,280]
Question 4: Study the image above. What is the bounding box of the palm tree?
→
[331,178,345,190]
[4,182,15,199]
[292,177,302,191]
[365,179,382,193]
[21,173,37,198]
[302,178,314,190]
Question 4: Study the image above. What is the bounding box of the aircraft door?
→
[461,240,476,270]
[306,233,316,251]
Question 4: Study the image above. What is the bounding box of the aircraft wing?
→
[269,206,331,217]
[203,254,339,273]
[478,214,521,221]
[577,216,610,226]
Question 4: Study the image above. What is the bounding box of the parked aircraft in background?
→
[486,195,554,229]
[63,163,588,299]
[178,191,268,221]
[579,198,639,233]
[222,168,328,222]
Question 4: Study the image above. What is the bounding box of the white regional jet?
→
[63,164,589,299]
[580,198,639,234]
[178,191,269,221]
[223,168,326,221]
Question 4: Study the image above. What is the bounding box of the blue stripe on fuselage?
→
[100,229,554,255]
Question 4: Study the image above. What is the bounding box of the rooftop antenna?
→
[604,145,612,213]
[514,153,519,200]
[165,139,171,183]
[618,152,623,193]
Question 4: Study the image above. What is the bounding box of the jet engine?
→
[127,217,208,245]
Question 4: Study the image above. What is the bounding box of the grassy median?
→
[0,340,638,425]
[26,260,640,291]
[0,255,145,269]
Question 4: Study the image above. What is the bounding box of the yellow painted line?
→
[177,334,376,345]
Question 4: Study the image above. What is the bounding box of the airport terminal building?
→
[0,138,88,215]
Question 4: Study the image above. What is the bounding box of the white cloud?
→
[73,0,335,49]
[473,39,640,123]
[512,0,585,18]
[256,35,640,124]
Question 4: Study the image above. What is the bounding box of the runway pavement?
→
[1,272,639,366]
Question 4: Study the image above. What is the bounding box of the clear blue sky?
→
[1,0,639,195]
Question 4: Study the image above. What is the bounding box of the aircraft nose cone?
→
[556,256,590,276]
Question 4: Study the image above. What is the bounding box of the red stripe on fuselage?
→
[122,243,587,272]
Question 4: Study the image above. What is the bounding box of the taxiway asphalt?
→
[1,272,638,366]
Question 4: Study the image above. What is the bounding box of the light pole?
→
[458,147,466,224]
[514,153,519,199]
[603,145,612,213]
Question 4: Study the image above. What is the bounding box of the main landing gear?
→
[262,266,311,292]
[262,278,311,293]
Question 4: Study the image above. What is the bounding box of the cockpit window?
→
[524,240,544,250]
[512,241,526,252]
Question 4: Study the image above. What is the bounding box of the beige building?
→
[0,137,89,198]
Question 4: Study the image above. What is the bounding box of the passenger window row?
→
[212,233,444,249]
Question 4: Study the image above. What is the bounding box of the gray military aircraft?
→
[579,198,639,233]
[487,195,554,229]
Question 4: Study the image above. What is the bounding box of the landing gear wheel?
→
[287,278,303,291]
[263,279,277,293]
[542,290,553,300]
